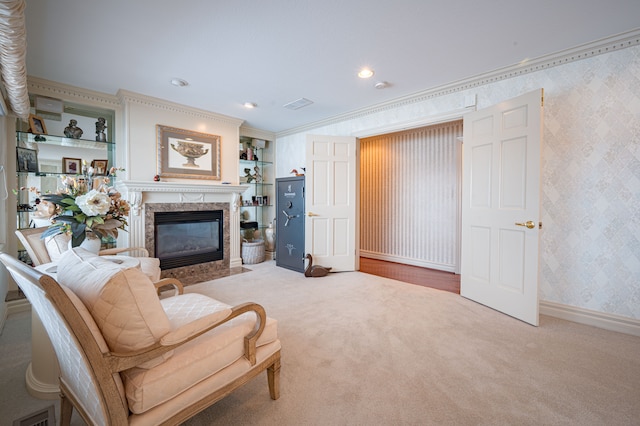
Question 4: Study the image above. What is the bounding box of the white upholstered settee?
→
[0,248,281,425]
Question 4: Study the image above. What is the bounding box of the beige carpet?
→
[178,261,640,425]
[1,260,639,425]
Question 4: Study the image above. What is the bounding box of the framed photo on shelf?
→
[62,157,82,174]
[91,159,108,175]
[28,114,47,135]
[16,147,38,173]
[156,124,221,180]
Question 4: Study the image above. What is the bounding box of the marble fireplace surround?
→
[117,181,248,284]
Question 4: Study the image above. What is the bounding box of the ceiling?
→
[22,0,640,133]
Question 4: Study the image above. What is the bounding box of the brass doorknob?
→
[307,212,318,217]
[515,221,536,229]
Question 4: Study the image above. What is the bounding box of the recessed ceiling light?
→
[170,78,189,87]
[243,102,257,108]
[358,68,374,79]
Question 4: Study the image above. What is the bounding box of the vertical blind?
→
[360,120,462,272]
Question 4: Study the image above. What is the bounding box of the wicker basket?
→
[242,240,265,264]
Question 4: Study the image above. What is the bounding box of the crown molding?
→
[117,89,244,127]
[239,125,276,141]
[276,28,640,137]
[26,76,121,109]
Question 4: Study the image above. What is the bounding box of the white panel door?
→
[461,89,543,326]
[305,134,358,271]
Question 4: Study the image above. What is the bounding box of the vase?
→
[69,232,102,254]
[264,222,276,252]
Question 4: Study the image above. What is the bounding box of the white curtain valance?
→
[0,0,29,120]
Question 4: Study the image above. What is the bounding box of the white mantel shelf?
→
[118,180,248,194]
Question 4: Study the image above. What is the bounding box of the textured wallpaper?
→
[277,44,640,320]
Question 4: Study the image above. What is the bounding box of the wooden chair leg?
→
[60,393,74,426]
[267,358,281,400]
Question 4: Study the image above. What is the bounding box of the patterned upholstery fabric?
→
[57,248,173,368]
[2,249,281,423]
[122,293,278,413]
[13,266,109,425]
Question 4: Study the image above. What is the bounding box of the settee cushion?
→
[56,248,172,367]
[122,292,279,414]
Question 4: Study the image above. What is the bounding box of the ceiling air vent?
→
[283,98,313,110]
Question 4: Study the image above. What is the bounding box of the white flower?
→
[75,190,111,216]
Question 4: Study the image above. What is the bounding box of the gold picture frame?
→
[156,125,221,180]
[28,114,47,135]
[62,157,82,174]
[91,159,108,175]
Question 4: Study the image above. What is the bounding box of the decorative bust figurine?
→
[64,119,83,139]
[95,117,107,142]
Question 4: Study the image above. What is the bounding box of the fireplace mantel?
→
[118,180,248,194]
[118,180,248,213]
[117,180,248,269]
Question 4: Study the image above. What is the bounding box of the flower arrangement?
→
[19,164,130,247]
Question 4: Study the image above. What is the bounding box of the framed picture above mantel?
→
[156,124,221,180]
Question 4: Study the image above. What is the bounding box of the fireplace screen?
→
[154,210,223,270]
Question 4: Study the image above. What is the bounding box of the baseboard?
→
[540,300,640,337]
[0,299,30,335]
[360,251,456,273]
[6,298,31,316]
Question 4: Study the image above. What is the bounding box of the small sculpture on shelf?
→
[95,117,107,142]
[64,119,83,139]
[244,168,256,183]
[253,166,262,183]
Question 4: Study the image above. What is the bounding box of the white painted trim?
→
[240,125,276,141]
[360,251,456,273]
[6,298,30,315]
[117,180,248,194]
[27,76,121,109]
[351,107,470,138]
[277,28,640,137]
[117,89,244,127]
[540,300,640,337]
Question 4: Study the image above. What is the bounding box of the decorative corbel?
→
[128,191,142,216]
[232,192,241,212]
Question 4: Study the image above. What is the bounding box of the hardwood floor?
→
[359,257,460,294]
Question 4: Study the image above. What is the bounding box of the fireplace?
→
[154,210,223,270]
[144,201,232,284]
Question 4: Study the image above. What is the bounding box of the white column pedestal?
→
[26,309,60,399]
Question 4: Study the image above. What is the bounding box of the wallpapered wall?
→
[276,45,640,320]
[360,122,462,272]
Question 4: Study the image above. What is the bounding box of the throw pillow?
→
[57,248,172,368]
